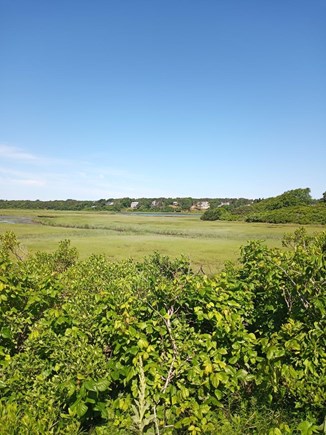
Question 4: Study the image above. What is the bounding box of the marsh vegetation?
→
[0,209,324,274]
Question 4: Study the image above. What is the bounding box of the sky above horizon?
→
[1,0,325,200]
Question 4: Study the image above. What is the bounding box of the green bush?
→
[0,229,325,433]
[201,207,234,221]
[246,204,326,225]
[253,188,313,211]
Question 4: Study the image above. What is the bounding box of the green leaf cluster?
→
[0,229,325,433]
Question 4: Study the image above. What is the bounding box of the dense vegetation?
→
[0,229,325,434]
[199,208,235,222]
[202,189,326,225]
[246,204,326,225]
[0,197,253,213]
[2,188,325,225]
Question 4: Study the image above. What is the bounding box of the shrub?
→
[201,207,232,221]
[0,229,325,433]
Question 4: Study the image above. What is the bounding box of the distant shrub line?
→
[202,188,326,225]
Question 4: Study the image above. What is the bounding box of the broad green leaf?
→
[1,327,12,339]
[69,400,88,418]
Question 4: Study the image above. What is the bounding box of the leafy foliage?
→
[230,189,325,225]
[246,204,326,224]
[252,188,313,211]
[0,229,325,433]
[0,196,253,212]
[200,207,234,221]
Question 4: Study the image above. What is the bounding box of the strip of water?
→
[0,216,35,224]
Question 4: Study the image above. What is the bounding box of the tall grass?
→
[0,209,324,274]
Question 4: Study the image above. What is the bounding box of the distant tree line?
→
[1,189,325,225]
[0,199,97,211]
[0,197,254,212]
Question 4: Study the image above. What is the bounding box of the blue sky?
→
[1,0,325,200]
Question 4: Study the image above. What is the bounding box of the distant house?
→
[130,201,139,209]
[151,200,158,207]
[191,201,210,211]
[106,201,114,206]
[218,201,230,207]
[172,201,179,206]
[199,201,210,210]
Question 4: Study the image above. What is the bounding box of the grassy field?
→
[0,209,324,274]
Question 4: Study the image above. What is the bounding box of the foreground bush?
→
[0,229,325,434]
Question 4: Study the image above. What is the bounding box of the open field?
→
[0,209,324,274]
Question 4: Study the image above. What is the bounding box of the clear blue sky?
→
[1,0,325,200]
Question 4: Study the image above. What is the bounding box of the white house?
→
[191,201,210,210]
[199,201,210,210]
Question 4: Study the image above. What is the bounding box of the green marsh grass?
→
[0,209,324,274]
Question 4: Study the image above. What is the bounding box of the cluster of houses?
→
[131,200,213,210]
[129,201,209,210]
[102,199,235,211]
[190,201,210,211]
[95,198,258,212]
